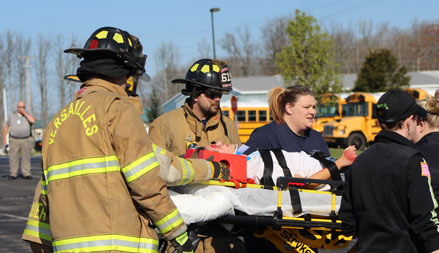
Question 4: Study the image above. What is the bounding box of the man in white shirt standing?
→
[3,101,35,179]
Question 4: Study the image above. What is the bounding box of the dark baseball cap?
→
[376,89,427,124]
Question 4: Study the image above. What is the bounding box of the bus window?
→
[259,110,267,122]
[342,103,368,117]
[269,112,273,121]
[248,110,256,122]
[317,103,338,118]
[222,110,230,118]
[237,110,246,122]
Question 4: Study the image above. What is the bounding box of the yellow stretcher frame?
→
[201,177,353,253]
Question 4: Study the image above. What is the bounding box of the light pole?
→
[210,8,220,59]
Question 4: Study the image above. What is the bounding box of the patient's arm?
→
[335,145,357,168]
[303,146,357,189]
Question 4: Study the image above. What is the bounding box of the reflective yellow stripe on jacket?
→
[41,179,48,195]
[44,156,120,183]
[52,234,159,253]
[121,152,159,183]
[23,219,52,241]
[155,208,184,234]
[177,158,194,185]
[152,144,195,185]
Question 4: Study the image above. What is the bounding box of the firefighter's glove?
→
[210,161,230,181]
[170,232,194,253]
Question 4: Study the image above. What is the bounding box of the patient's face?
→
[204,141,236,154]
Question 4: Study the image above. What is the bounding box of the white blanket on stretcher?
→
[169,185,341,225]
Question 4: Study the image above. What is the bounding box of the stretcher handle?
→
[217,215,344,230]
[276,177,345,193]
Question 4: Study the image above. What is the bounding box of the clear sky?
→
[1,0,438,77]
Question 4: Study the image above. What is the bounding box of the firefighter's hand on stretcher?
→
[170,232,194,253]
[210,161,230,181]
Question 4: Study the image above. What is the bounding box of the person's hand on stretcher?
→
[294,145,356,188]
[195,142,357,188]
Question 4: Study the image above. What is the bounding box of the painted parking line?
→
[0,213,28,221]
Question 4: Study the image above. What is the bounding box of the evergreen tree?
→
[354,49,410,92]
[275,9,342,99]
[145,89,162,123]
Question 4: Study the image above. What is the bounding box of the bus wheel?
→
[347,133,366,150]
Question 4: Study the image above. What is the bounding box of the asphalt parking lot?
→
[0,155,42,253]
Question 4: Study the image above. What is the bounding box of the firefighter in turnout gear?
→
[149,58,241,157]
[21,26,228,253]
[149,60,243,252]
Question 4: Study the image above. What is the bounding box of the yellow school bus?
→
[322,92,384,150]
[222,93,348,142]
[222,107,271,143]
[313,93,347,133]
[403,88,428,100]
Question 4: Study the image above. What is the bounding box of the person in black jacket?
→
[339,89,439,253]
[414,90,439,203]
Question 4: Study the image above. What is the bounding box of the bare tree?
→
[408,21,439,71]
[35,35,51,128]
[54,34,69,110]
[197,38,211,59]
[260,16,290,75]
[65,36,81,100]
[5,31,15,113]
[328,23,356,73]
[15,35,32,109]
[219,25,258,76]
[0,33,6,142]
[153,42,182,101]
[387,27,412,69]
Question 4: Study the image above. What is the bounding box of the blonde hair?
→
[268,85,314,124]
[418,89,439,129]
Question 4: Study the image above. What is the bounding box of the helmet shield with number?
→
[172,59,232,96]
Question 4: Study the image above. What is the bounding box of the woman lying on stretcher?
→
[192,142,357,189]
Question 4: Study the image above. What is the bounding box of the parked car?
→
[34,139,42,152]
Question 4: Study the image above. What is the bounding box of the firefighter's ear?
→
[193,95,199,103]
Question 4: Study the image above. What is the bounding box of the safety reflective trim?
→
[128,38,132,47]
[200,65,210,73]
[41,179,48,195]
[213,65,220,72]
[52,234,158,253]
[122,152,159,183]
[427,176,439,225]
[113,33,124,43]
[190,64,199,72]
[23,219,52,241]
[175,232,188,245]
[152,144,166,155]
[177,157,194,185]
[45,156,120,183]
[155,208,184,235]
[95,31,108,39]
